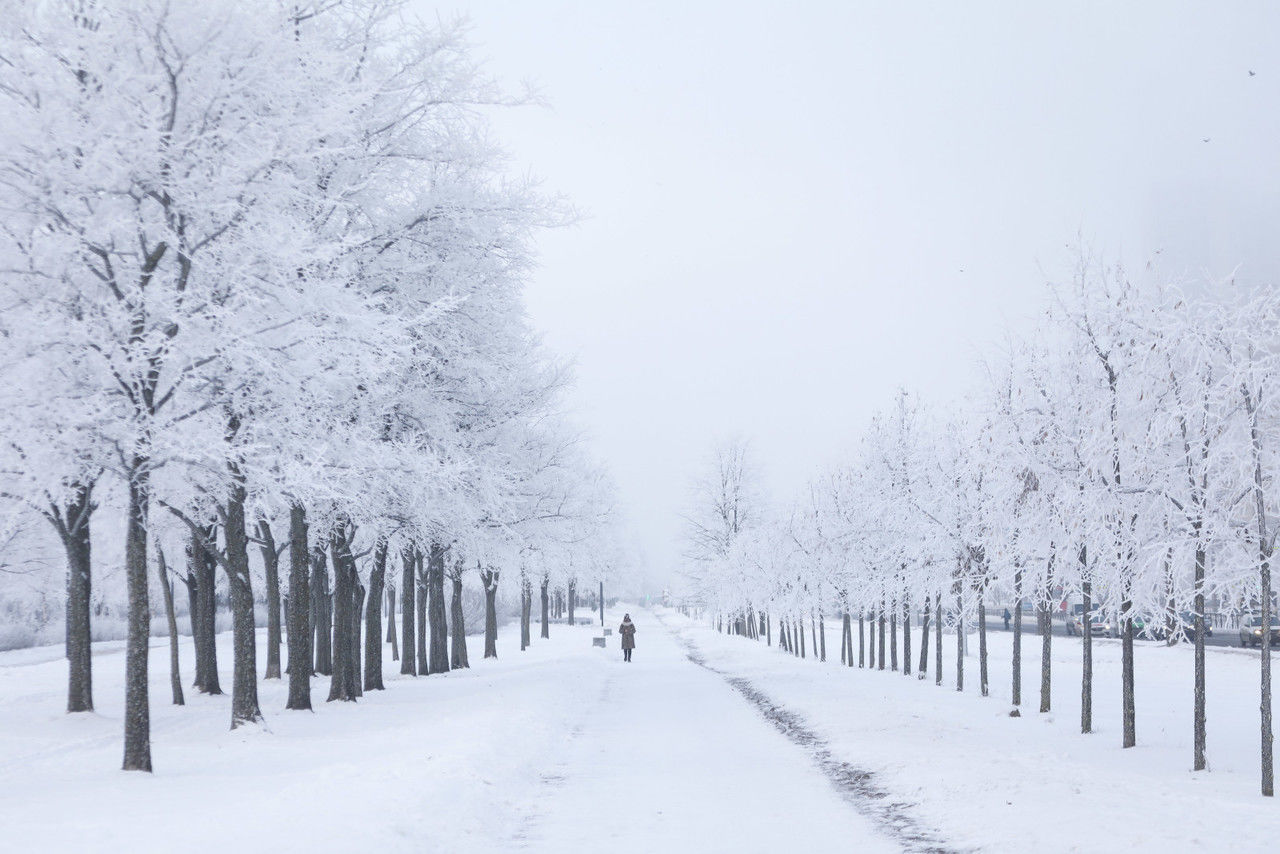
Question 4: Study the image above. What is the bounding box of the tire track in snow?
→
[667,621,968,854]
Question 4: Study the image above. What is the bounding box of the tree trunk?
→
[1262,547,1274,797]
[285,504,311,711]
[840,613,848,665]
[387,587,398,662]
[450,568,469,669]
[1082,569,1094,734]
[364,537,388,691]
[902,598,912,677]
[520,578,531,651]
[255,520,282,680]
[352,582,364,698]
[859,612,865,667]
[867,610,874,668]
[918,594,930,679]
[191,523,221,695]
[59,483,94,713]
[1121,582,1136,747]
[483,569,499,659]
[311,548,332,676]
[122,461,152,772]
[400,546,416,676]
[1040,552,1054,713]
[415,552,428,674]
[889,608,898,671]
[282,597,289,674]
[155,543,183,706]
[878,607,886,670]
[1193,539,1207,770]
[842,612,850,667]
[798,614,806,658]
[540,577,550,640]
[1036,601,1052,713]
[327,530,357,703]
[978,591,989,698]
[1248,395,1274,795]
[934,595,943,687]
[1012,566,1023,709]
[955,590,964,692]
[428,544,449,673]
[225,474,262,728]
[568,579,576,626]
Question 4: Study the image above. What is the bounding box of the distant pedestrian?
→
[1002,608,1011,631]
[620,614,637,662]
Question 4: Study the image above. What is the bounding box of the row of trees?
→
[685,259,1280,796]
[0,0,614,772]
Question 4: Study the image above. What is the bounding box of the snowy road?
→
[513,611,901,852]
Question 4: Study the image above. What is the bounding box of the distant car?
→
[1085,614,1167,640]
[1181,612,1213,638]
[1066,603,1099,636]
[1069,613,1109,637]
[1104,614,1150,639]
[1240,615,1280,648]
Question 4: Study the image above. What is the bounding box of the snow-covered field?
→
[2,606,1277,852]
[664,609,1280,851]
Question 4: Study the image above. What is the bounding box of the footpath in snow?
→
[510,608,898,851]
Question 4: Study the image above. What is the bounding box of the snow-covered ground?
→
[664,608,1280,851]
[0,621,599,852]
[2,606,1278,852]
[0,608,897,852]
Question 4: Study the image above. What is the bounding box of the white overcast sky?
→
[427,1,1280,587]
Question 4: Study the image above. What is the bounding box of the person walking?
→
[619,614,637,662]
[1002,608,1011,631]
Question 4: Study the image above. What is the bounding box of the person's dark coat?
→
[619,620,637,650]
